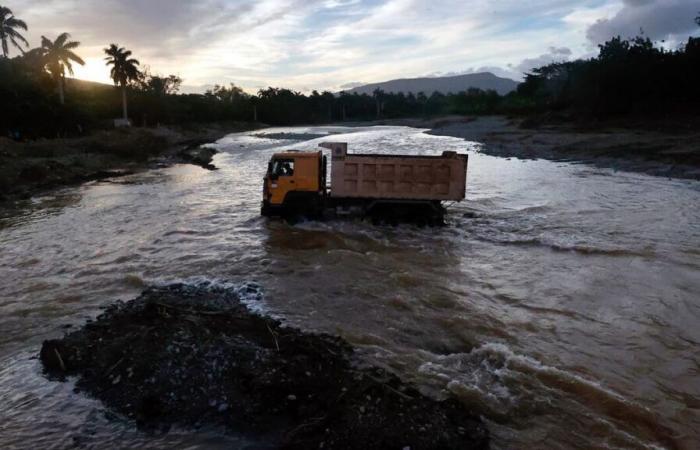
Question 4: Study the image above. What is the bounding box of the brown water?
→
[1,126,699,449]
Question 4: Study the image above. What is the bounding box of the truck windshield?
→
[270,159,294,177]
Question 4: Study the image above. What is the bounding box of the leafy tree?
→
[104,43,140,120]
[40,33,84,104]
[0,5,28,57]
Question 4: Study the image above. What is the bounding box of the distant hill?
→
[344,72,519,96]
[65,78,114,93]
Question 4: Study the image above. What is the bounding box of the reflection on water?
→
[1,125,699,449]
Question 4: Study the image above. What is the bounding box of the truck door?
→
[268,158,296,206]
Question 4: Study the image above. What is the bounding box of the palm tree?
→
[104,44,140,121]
[40,33,84,104]
[0,6,28,57]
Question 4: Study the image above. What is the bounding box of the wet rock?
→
[39,283,489,449]
[39,340,70,373]
[177,146,218,170]
[82,170,134,182]
[19,163,50,182]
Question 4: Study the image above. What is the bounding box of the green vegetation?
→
[1,6,699,140]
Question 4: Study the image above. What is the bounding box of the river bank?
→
[40,283,489,450]
[424,115,700,180]
[0,122,263,203]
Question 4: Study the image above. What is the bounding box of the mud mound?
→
[40,283,488,449]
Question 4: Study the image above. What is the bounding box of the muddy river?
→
[1,126,699,449]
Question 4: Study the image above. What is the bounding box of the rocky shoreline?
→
[40,283,489,450]
[426,116,700,180]
[0,122,262,204]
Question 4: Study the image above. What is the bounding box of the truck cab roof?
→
[271,150,321,159]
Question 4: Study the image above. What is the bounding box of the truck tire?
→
[281,191,323,220]
[365,200,445,226]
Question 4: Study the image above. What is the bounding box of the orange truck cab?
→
[261,150,326,217]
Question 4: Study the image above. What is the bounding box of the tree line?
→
[518,32,700,117]
[1,5,699,139]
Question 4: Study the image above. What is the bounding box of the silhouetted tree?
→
[321,91,335,121]
[206,83,246,102]
[417,91,427,116]
[5,21,700,138]
[139,69,181,96]
[39,33,84,104]
[372,88,384,118]
[0,6,28,57]
[104,44,140,120]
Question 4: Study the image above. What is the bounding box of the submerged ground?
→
[1,125,699,449]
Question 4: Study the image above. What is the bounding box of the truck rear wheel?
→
[365,201,445,226]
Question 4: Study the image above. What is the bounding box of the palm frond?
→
[7,17,28,30]
[7,28,29,46]
[103,44,142,85]
[8,36,26,54]
[54,32,70,47]
[66,50,85,65]
[63,40,80,50]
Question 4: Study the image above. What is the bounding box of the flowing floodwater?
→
[1,125,699,449]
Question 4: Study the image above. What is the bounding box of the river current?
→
[1,125,699,449]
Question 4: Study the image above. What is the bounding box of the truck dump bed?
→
[321,143,468,201]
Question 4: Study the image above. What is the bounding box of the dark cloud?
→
[511,46,572,75]
[19,0,270,57]
[622,0,654,6]
[586,0,699,44]
[339,81,364,89]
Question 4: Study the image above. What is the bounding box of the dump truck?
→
[261,142,468,223]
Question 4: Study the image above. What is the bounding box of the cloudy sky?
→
[8,0,700,93]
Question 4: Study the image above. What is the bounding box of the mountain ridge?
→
[344,72,519,96]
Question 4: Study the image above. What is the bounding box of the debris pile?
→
[41,283,488,449]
